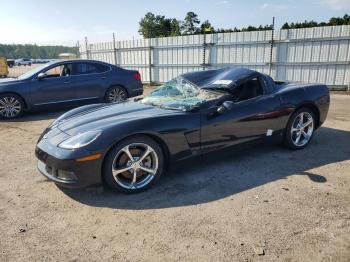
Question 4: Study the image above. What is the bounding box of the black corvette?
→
[35,67,330,193]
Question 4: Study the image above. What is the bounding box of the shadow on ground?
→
[60,127,350,209]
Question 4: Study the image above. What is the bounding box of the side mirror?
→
[217,101,233,114]
[37,72,46,80]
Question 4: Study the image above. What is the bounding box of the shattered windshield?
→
[141,77,223,111]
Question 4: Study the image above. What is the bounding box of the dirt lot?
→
[0,90,350,261]
[7,64,41,78]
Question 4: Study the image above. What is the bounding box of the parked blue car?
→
[0,59,143,118]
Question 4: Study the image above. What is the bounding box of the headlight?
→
[58,130,102,150]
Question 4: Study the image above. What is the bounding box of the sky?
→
[1,0,350,46]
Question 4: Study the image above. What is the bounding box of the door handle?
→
[63,81,71,84]
[101,76,107,79]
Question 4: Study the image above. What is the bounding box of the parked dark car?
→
[6,59,15,68]
[35,67,330,193]
[0,59,143,118]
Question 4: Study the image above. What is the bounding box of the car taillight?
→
[133,72,141,81]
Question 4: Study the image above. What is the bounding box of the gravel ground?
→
[0,94,349,262]
[7,64,41,78]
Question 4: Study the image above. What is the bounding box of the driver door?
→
[30,63,75,106]
[200,77,282,153]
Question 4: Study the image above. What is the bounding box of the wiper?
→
[142,101,158,107]
[188,106,200,112]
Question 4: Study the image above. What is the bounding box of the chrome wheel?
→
[107,87,127,103]
[291,112,314,147]
[0,96,22,118]
[112,143,158,190]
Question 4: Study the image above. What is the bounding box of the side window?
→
[42,64,73,78]
[260,76,269,91]
[247,77,264,96]
[74,63,95,75]
[232,77,264,102]
[74,63,109,75]
[95,63,110,73]
[61,64,73,77]
[43,66,61,78]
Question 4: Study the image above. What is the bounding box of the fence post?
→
[113,33,117,66]
[269,17,275,76]
[202,33,206,70]
[76,41,80,58]
[202,28,212,70]
[85,37,90,60]
[148,39,152,85]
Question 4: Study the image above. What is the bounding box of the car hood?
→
[57,101,175,135]
[0,78,21,85]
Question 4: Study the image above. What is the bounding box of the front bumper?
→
[35,146,102,188]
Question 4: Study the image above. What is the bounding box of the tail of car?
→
[277,81,330,130]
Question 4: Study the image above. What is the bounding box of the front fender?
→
[86,112,201,163]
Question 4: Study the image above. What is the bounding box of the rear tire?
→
[284,107,315,150]
[0,94,24,119]
[103,135,165,193]
[105,86,128,103]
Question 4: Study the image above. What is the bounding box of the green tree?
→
[200,20,214,33]
[282,22,290,29]
[343,14,350,24]
[138,13,182,38]
[280,14,349,29]
[156,16,171,37]
[138,12,159,38]
[138,12,350,39]
[170,19,181,36]
[329,17,343,25]
[182,11,200,35]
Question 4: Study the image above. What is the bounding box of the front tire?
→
[103,135,165,193]
[105,86,128,103]
[284,108,315,150]
[0,94,24,119]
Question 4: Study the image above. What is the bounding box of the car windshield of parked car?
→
[141,77,223,111]
[17,63,52,79]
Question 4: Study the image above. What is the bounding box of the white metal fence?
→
[80,25,350,88]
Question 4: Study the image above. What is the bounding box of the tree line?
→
[282,14,350,29]
[0,44,79,59]
[139,12,350,38]
[2,13,349,58]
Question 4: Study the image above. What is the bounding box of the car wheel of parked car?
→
[103,135,164,193]
[0,94,24,119]
[105,86,128,103]
[285,108,315,150]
